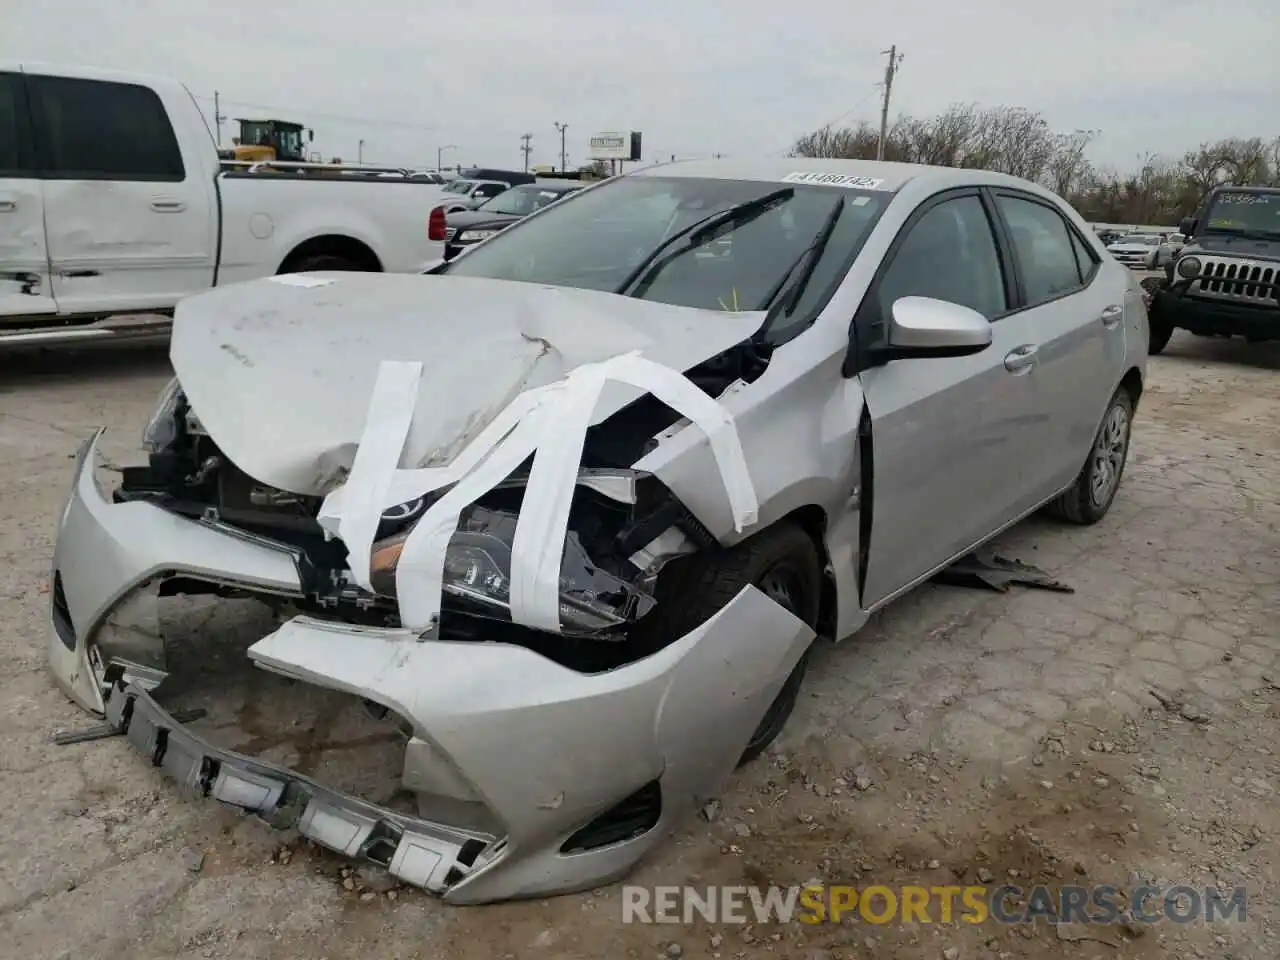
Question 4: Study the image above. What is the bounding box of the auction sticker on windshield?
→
[782,171,886,189]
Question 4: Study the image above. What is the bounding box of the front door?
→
[856,190,1034,608]
[27,71,216,316]
[990,191,1128,505]
[0,70,56,318]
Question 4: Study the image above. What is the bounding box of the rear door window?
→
[0,72,31,174]
[27,74,185,181]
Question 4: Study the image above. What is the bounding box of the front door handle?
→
[0,199,16,213]
[1100,304,1123,327]
[150,199,187,212]
[1003,344,1038,373]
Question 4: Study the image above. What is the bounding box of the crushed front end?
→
[47,374,812,903]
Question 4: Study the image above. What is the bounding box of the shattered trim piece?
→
[320,349,759,633]
[103,681,492,893]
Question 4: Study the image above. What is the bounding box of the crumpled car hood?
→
[170,273,765,495]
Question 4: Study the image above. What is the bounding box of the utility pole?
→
[358,139,365,164]
[213,91,226,147]
[520,133,533,172]
[876,45,903,161]
[554,122,567,173]
[437,144,456,172]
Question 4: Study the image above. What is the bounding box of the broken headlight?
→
[368,504,655,635]
[141,377,184,453]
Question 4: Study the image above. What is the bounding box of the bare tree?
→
[792,104,1280,223]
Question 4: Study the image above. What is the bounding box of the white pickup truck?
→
[0,62,452,346]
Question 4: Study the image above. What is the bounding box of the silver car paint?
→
[247,589,813,902]
[49,430,304,715]
[171,274,765,496]
[47,157,1146,900]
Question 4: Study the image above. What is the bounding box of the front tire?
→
[1045,388,1134,525]
[629,522,822,766]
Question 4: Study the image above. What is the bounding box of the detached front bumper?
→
[47,431,815,903]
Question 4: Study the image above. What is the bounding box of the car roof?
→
[526,179,581,190]
[628,156,1052,195]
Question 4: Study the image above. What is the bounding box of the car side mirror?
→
[882,296,992,360]
[1180,216,1195,237]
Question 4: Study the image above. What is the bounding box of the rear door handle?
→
[1003,344,1038,373]
[1100,304,1123,327]
[150,199,187,212]
[0,199,16,213]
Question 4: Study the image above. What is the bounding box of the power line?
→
[771,84,882,156]
[194,94,439,132]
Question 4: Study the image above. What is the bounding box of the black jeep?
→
[1146,186,1280,354]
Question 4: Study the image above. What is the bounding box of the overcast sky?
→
[6,0,1277,173]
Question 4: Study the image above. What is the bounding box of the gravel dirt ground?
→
[0,326,1275,960]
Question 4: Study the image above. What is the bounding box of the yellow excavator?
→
[217,118,314,165]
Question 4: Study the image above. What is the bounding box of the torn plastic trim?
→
[320,351,759,635]
[245,583,815,902]
[101,680,496,893]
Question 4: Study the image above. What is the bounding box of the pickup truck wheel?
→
[1045,388,1134,525]
[630,521,822,767]
[280,254,364,273]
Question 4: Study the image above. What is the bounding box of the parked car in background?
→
[1106,233,1171,269]
[1145,184,1280,353]
[49,157,1146,904]
[443,179,583,259]
[437,177,515,212]
[0,62,453,346]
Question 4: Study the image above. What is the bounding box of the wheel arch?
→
[777,504,838,642]
[277,234,383,273]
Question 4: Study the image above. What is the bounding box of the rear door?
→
[0,69,56,318]
[27,71,216,315]
[989,191,1125,505]
[856,189,1033,607]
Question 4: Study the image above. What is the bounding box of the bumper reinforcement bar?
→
[100,679,496,893]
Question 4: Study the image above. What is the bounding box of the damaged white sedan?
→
[47,158,1148,903]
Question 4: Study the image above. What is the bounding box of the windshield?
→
[276,128,302,159]
[1205,192,1280,236]
[480,185,573,216]
[441,175,888,339]
[1117,235,1159,245]
[444,179,475,194]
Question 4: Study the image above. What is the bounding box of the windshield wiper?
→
[614,187,795,297]
[759,196,845,323]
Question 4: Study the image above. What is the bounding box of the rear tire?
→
[629,521,822,767]
[1045,388,1134,525]
[280,254,364,274]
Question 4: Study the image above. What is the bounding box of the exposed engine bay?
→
[112,336,769,674]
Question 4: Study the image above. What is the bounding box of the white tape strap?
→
[508,365,609,631]
[395,394,559,630]
[325,350,759,634]
[319,360,422,590]
[595,352,758,531]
